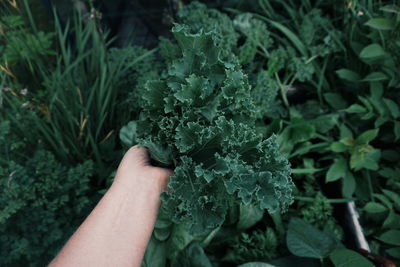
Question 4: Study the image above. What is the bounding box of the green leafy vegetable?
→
[125,24,293,234]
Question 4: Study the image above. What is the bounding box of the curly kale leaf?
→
[177,2,238,54]
[128,24,293,234]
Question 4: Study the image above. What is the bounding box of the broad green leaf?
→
[380,5,400,14]
[155,207,173,229]
[336,69,360,82]
[355,129,379,145]
[370,82,383,99]
[386,247,400,258]
[364,202,388,213]
[326,158,347,183]
[279,122,316,155]
[172,242,213,267]
[361,112,374,120]
[374,117,388,128]
[237,203,264,230]
[358,96,373,111]
[377,230,400,246]
[340,137,355,146]
[141,236,167,267]
[364,18,395,30]
[340,125,353,139]
[379,166,398,179]
[329,248,373,267]
[119,121,138,147]
[383,211,400,229]
[359,44,386,64]
[330,142,349,152]
[286,218,340,259]
[369,99,386,117]
[238,263,276,267]
[383,98,400,119]
[373,193,393,209]
[342,171,356,198]
[362,72,388,82]
[311,114,339,134]
[382,189,400,209]
[324,93,348,109]
[345,104,366,113]
[154,227,171,241]
[167,222,195,257]
[350,146,380,171]
[291,123,316,143]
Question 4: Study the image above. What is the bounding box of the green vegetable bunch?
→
[123,24,293,234]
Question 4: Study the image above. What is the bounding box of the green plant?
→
[301,193,344,240]
[326,3,400,261]
[0,121,94,266]
[1,4,156,183]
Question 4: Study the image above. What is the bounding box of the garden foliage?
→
[0,121,93,266]
[1,0,400,266]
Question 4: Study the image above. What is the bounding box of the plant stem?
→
[269,210,285,237]
[365,170,374,201]
[275,73,289,109]
[295,196,356,203]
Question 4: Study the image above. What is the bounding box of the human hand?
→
[112,145,173,194]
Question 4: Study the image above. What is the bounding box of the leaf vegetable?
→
[124,24,293,234]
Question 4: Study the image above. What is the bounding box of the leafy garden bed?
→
[1,0,399,266]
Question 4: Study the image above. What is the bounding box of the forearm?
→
[49,175,164,267]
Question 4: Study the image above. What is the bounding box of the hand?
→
[112,145,173,194]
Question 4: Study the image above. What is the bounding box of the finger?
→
[126,145,150,166]
[135,145,151,166]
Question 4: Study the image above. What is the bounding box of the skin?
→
[49,145,173,267]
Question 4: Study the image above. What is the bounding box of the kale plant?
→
[122,24,293,234]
